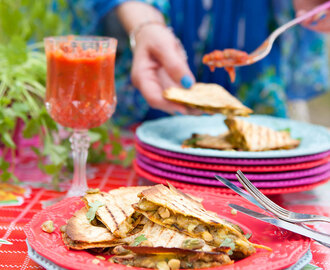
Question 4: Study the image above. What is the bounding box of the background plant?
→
[0,0,134,186]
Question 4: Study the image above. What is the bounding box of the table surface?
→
[0,139,329,270]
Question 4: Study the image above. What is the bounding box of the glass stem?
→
[67,129,90,197]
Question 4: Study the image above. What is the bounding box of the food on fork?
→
[202,49,253,82]
[163,83,253,116]
[225,117,300,151]
[60,185,270,268]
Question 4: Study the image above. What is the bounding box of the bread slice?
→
[163,83,252,116]
[225,117,300,151]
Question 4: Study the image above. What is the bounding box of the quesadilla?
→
[225,117,300,151]
[83,186,149,238]
[182,132,233,150]
[163,83,253,116]
[63,207,122,250]
[111,220,233,269]
[133,184,256,259]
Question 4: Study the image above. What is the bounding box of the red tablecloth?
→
[0,155,329,269]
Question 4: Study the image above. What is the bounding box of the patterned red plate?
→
[136,144,330,173]
[134,161,330,195]
[24,192,310,270]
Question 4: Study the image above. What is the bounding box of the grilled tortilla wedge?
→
[133,184,256,259]
[163,83,253,116]
[63,207,123,250]
[113,220,233,269]
[225,117,300,151]
[83,186,150,238]
[182,132,233,150]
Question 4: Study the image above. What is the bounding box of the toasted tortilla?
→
[83,186,150,238]
[182,132,234,150]
[63,207,122,250]
[133,184,256,259]
[225,117,300,151]
[111,252,233,269]
[163,83,253,116]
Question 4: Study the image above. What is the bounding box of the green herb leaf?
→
[0,239,13,245]
[132,234,147,246]
[23,118,40,138]
[302,264,321,270]
[244,233,252,240]
[279,128,291,133]
[86,200,104,222]
[220,237,235,251]
[2,132,16,149]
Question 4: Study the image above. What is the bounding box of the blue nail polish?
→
[174,111,183,116]
[180,75,194,88]
[311,12,327,26]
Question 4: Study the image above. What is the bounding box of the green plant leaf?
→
[43,164,61,175]
[86,200,104,222]
[88,131,101,143]
[244,233,252,240]
[220,237,235,251]
[111,141,122,156]
[132,234,147,246]
[2,132,16,149]
[23,118,40,138]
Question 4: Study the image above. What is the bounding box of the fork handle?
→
[307,215,330,224]
[271,1,330,41]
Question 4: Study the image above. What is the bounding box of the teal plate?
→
[136,115,330,159]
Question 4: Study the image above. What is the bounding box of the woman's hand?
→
[294,0,330,32]
[116,1,198,115]
[131,24,196,114]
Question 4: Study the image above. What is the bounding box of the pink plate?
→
[24,191,310,270]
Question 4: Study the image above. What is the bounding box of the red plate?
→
[24,190,310,270]
[136,144,330,172]
[135,161,330,195]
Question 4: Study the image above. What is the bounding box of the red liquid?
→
[46,49,116,129]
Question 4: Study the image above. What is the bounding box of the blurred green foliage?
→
[0,0,134,186]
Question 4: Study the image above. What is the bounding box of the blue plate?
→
[136,115,330,159]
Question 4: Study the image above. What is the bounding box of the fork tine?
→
[236,171,290,216]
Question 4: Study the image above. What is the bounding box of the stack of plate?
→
[134,115,330,195]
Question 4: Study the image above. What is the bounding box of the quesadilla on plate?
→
[163,83,253,116]
[83,186,149,238]
[133,184,256,259]
[225,117,300,151]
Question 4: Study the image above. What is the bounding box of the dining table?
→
[0,134,329,270]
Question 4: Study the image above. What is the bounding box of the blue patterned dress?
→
[69,0,329,126]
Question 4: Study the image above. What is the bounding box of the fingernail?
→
[310,11,327,25]
[174,111,183,116]
[180,75,194,88]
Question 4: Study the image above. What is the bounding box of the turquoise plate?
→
[136,115,330,159]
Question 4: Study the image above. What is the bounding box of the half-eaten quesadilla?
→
[225,117,300,151]
[182,132,233,150]
[83,186,148,238]
[133,184,256,259]
[163,83,253,116]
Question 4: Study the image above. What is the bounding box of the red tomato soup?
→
[45,49,116,129]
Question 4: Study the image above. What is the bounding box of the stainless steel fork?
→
[236,170,330,224]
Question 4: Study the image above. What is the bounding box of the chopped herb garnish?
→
[183,137,201,147]
[244,233,252,240]
[86,200,104,222]
[0,239,12,245]
[132,234,147,246]
[220,237,235,251]
[279,128,291,133]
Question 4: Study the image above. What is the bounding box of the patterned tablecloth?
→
[0,138,329,270]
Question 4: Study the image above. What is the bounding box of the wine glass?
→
[44,35,117,197]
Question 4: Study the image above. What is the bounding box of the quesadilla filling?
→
[136,198,255,259]
[110,252,233,269]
